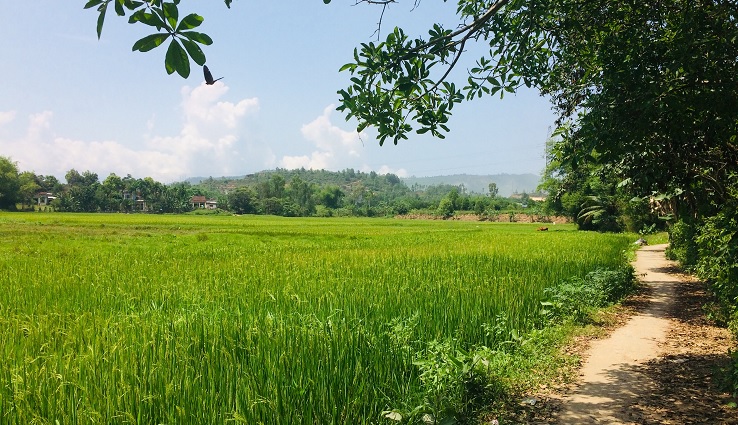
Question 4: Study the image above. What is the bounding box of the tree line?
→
[0,156,536,218]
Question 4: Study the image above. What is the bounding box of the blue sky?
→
[0,1,557,183]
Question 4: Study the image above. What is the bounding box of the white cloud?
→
[0,84,267,182]
[280,105,410,177]
[0,110,16,126]
[280,105,364,170]
[377,165,408,178]
[281,151,334,170]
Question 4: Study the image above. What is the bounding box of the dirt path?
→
[555,244,736,424]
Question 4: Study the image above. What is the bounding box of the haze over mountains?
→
[401,174,541,197]
[186,171,541,198]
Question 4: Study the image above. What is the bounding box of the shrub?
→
[665,219,699,268]
[542,267,635,324]
[694,209,738,316]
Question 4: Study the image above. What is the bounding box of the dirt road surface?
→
[554,244,736,424]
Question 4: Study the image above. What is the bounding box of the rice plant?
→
[0,213,633,423]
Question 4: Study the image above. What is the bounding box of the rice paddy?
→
[0,213,634,423]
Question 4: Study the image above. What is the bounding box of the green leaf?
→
[123,0,144,10]
[486,76,501,87]
[180,31,213,45]
[84,0,104,9]
[165,39,190,78]
[114,1,128,17]
[180,38,206,66]
[176,14,203,31]
[132,33,170,52]
[323,0,331,3]
[224,0,233,8]
[616,178,632,188]
[162,2,179,29]
[338,63,356,72]
[114,0,126,17]
[96,3,107,39]
[128,10,166,29]
[150,6,168,31]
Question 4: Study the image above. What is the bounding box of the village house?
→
[190,196,218,210]
[122,191,148,212]
[33,192,56,206]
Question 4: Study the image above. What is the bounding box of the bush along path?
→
[555,244,737,424]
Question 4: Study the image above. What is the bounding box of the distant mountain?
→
[401,173,541,197]
[184,171,542,198]
[184,175,248,185]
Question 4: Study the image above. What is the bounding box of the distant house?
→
[123,191,148,212]
[191,196,218,210]
[510,192,547,202]
[33,192,57,206]
[528,194,547,202]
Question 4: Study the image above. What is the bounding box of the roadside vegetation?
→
[0,213,637,424]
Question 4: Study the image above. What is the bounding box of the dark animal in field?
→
[203,65,223,85]
[537,227,549,231]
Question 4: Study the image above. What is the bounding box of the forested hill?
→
[187,169,540,198]
[402,174,540,197]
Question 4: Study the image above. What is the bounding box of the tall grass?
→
[0,213,634,423]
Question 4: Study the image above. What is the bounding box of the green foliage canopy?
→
[0,156,21,210]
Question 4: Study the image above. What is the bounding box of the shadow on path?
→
[555,244,737,424]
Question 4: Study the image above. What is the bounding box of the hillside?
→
[401,173,541,197]
[186,171,541,198]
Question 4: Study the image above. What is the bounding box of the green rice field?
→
[0,213,635,424]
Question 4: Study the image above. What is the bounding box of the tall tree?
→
[543,0,738,219]
[288,176,316,217]
[18,172,41,210]
[65,170,101,212]
[228,186,258,214]
[0,156,21,210]
[488,183,498,198]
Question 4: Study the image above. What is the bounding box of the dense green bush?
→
[665,219,699,268]
[541,267,636,324]
[695,211,738,314]
[693,193,738,395]
[666,184,738,396]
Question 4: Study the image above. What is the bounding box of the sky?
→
[0,1,557,184]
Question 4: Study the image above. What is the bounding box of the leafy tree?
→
[0,156,21,210]
[385,173,401,186]
[64,169,84,187]
[287,176,316,217]
[256,174,286,201]
[18,172,41,210]
[471,196,488,215]
[487,183,498,198]
[37,175,63,194]
[445,188,460,211]
[317,185,344,209]
[228,186,257,214]
[64,170,101,212]
[259,197,284,216]
[102,173,125,212]
[437,197,455,219]
[162,182,194,213]
[544,0,738,221]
